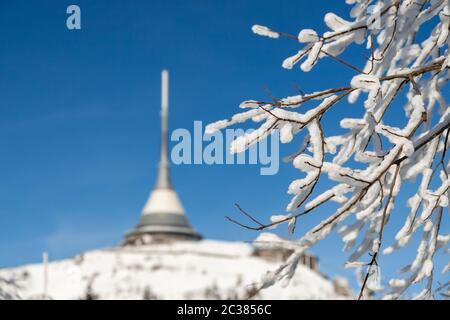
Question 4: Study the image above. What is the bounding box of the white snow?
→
[350,74,380,91]
[239,100,260,109]
[0,240,350,300]
[324,12,352,31]
[280,123,294,143]
[298,29,319,43]
[251,25,279,39]
[301,41,323,72]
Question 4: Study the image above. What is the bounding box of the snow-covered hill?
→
[0,240,351,300]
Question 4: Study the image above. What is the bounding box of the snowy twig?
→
[211,0,450,299]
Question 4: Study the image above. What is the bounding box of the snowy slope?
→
[0,240,351,300]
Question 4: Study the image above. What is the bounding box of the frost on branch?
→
[211,0,450,299]
[251,25,280,39]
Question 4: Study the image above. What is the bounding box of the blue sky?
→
[0,1,448,294]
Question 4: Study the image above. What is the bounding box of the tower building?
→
[124,70,201,245]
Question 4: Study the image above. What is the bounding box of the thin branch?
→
[358,164,401,300]
[234,203,265,227]
[321,49,366,74]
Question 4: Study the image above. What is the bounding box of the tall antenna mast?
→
[123,69,201,245]
[155,70,172,189]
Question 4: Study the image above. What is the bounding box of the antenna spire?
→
[155,70,172,189]
[123,69,201,245]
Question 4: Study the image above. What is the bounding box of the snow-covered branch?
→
[211,0,450,299]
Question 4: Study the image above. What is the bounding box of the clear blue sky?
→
[0,1,447,295]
